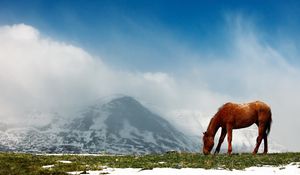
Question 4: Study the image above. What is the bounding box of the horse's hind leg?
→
[253,124,265,154]
[263,133,268,154]
[214,128,227,154]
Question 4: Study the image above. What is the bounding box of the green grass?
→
[0,152,300,175]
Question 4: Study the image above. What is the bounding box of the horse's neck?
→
[206,117,220,137]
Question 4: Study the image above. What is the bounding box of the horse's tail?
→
[265,110,272,136]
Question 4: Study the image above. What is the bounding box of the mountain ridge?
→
[0,95,199,154]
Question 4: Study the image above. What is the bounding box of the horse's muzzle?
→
[203,149,210,155]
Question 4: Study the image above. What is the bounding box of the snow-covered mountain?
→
[0,96,199,154]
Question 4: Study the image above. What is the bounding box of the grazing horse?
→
[202,101,272,155]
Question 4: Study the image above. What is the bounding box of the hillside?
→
[0,152,299,175]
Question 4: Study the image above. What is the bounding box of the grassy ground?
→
[0,152,300,175]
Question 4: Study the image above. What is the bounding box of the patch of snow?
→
[58,160,72,163]
[67,163,300,175]
[42,165,54,169]
[119,120,157,145]
[158,161,166,164]
[89,111,109,130]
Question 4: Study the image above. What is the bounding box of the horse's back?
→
[217,101,271,128]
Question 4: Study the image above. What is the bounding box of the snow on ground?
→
[42,165,54,169]
[67,163,300,175]
[58,160,72,163]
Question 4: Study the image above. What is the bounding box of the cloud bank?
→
[0,24,220,125]
[1,17,300,151]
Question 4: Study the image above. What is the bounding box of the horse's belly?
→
[233,123,254,129]
[233,118,256,129]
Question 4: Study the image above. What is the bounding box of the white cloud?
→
[143,72,172,83]
[0,24,110,121]
[0,24,209,125]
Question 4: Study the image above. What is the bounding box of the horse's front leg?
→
[227,125,233,155]
[214,128,227,154]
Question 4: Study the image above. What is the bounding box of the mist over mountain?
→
[0,95,199,154]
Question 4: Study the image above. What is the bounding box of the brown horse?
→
[202,101,272,155]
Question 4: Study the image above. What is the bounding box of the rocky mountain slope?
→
[0,96,199,154]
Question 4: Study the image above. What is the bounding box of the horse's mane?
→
[206,117,215,130]
[206,102,231,132]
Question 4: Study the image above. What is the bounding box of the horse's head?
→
[202,132,214,155]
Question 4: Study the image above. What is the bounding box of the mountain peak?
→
[110,95,137,103]
[28,95,199,154]
[93,94,130,106]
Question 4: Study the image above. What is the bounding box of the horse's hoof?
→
[213,153,219,156]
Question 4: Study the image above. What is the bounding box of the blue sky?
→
[1,1,300,150]
[1,0,300,71]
